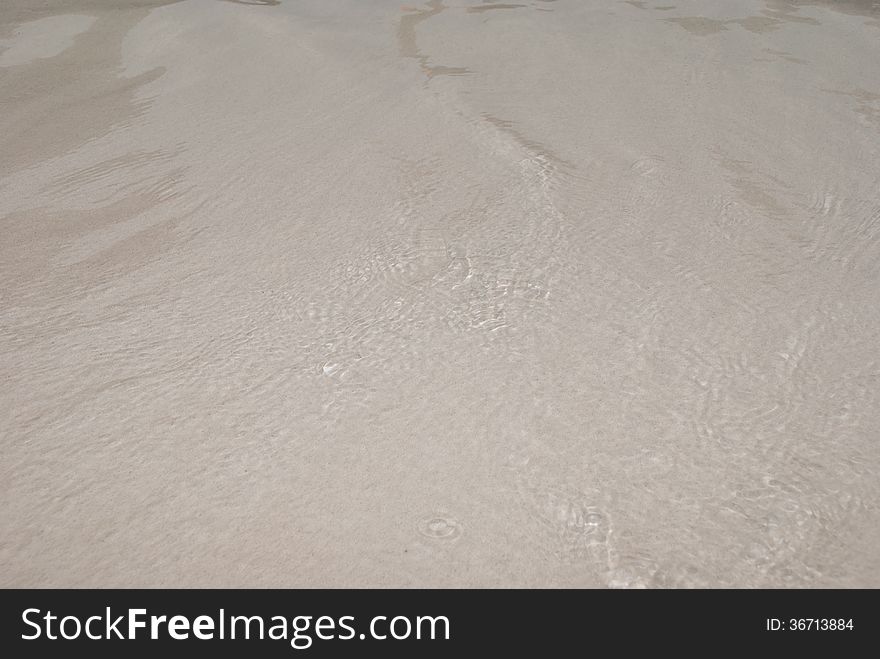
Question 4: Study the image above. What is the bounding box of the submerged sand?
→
[1,0,879,587]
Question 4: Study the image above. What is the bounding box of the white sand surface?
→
[1,0,879,587]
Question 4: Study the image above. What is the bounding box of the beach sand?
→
[1,0,879,587]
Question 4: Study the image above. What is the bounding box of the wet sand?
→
[1,0,879,587]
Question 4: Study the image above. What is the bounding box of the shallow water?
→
[1,0,879,587]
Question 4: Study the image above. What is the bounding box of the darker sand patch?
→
[0,2,183,175]
[731,16,787,33]
[481,113,575,171]
[666,4,822,36]
[397,0,471,79]
[823,87,880,132]
[765,0,880,19]
[717,154,793,220]
[466,4,526,13]
[0,1,181,28]
[762,48,808,64]
[664,17,728,35]
[0,169,195,305]
[221,0,279,6]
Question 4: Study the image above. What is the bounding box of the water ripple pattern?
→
[0,0,879,587]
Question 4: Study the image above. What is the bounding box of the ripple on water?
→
[417,515,462,541]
